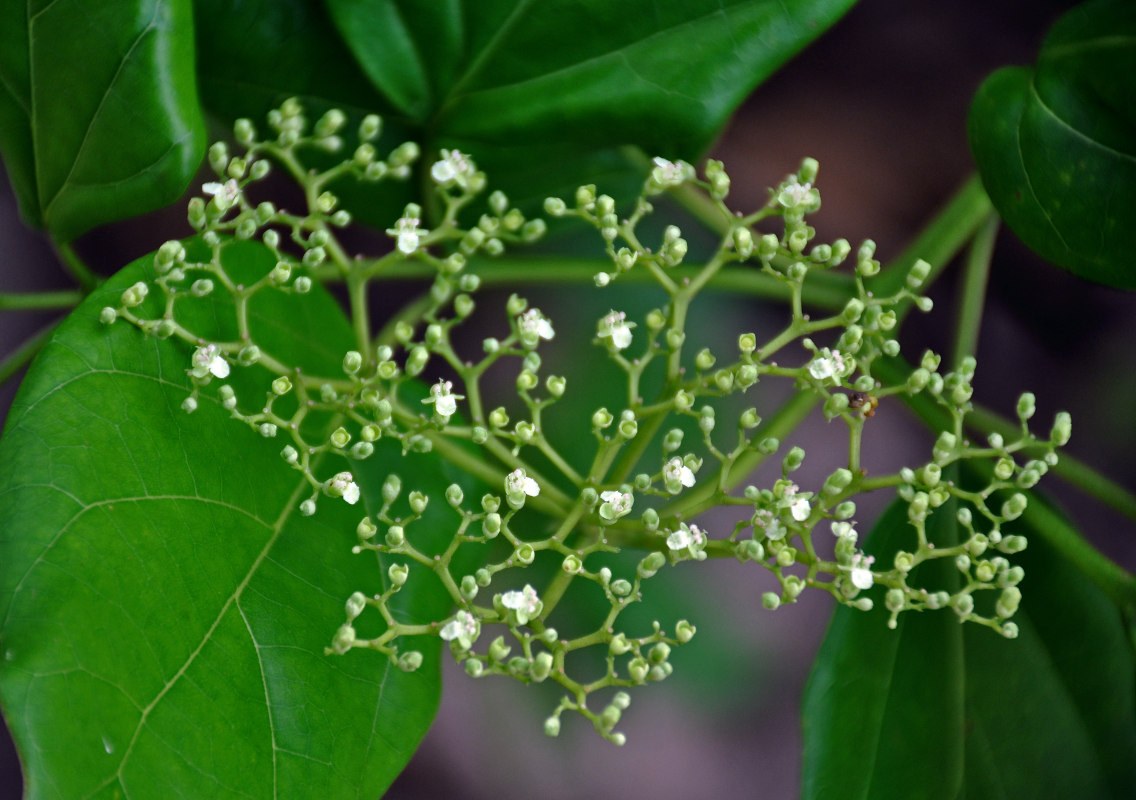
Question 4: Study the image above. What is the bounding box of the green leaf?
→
[0,242,453,797]
[802,497,965,800]
[961,498,1136,799]
[968,0,1136,288]
[193,0,393,123]
[326,0,859,208]
[0,0,205,242]
[803,494,1136,799]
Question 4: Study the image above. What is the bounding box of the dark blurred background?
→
[3,0,1132,798]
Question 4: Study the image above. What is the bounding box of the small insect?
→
[848,391,879,418]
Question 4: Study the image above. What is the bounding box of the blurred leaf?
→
[0,241,454,798]
[803,492,1136,799]
[968,0,1136,288]
[802,497,965,800]
[0,0,204,242]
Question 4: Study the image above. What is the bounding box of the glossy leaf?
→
[961,497,1136,798]
[0,242,455,798]
[803,494,1136,799]
[0,0,204,242]
[968,0,1136,288]
[802,497,965,800]
[326,0,860,209]
[193,0,393,123]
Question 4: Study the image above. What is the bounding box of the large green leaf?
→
[0,0,205,242]
[802,497,965,800]
[315,0,860,210]
[0,242,456,798]
[968,0,1136,288]
[802,494,1136,799]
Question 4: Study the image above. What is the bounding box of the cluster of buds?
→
[104,100,1069,742]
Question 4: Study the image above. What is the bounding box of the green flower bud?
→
[531,652,553,681]
[385,526,405,548]
[1016,392,1036,421]
[1001,493,1028,520]
[405,346,429,376]
[514,543,535,565]
[592,407,614,429]
[355,516,377,539]
[299,498,316,516]
[886,588,905,613]
[1051,411,1072,446]
[562,554,582,573]
[694,348,716,371]
[628,657,649,683]
[762,592,781,610]
[610,579,632,597]
[891,551,913,573]
[331,624,355,655]
[609,633,632,656]
[952,593,975,617]
[489,636,511,663]
[999,534,1028,554]
[121,281,149,308]
[933,431,957,463]
[638,552,666,579]
[833,500,856,519]
[544,716,561,737]
[783,446,805,473]
[330,427,351,449]
[460,574,478,601]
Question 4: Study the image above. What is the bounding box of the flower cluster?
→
[104,100,1069,743]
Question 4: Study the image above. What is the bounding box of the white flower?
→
[506,468,540,498]
[423,379,463,418]
[518,308,555,343]
[326,471,361,505]
[649,157,693,191]
[667,528,692,550]
[778,178,813,209]
[439,609,479,648]
[663,457,695,492]
[667,523,707,554]
[597,310,635,350]
[430,149,476,188]
[501,584,543,625]
[808,348,847,384]
[789,496,811,522]
[599,490,633,521]
[190,344,230,379]
[850,553,875,590]
[202,179,240,211]
[389,216,426,254]
[764,517,786,541]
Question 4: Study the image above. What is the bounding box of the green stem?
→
[952,213,999,367]
[875,358,1136,601]
[879,174,994,320]
[0,323,56,386]
[0,290,84,312]
[966,405,1136,523]
[1018,485,1136,613]
[659,391,819,521]
[875,357,1136,523]
[315,257,854,312]
[54,241,101,291]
